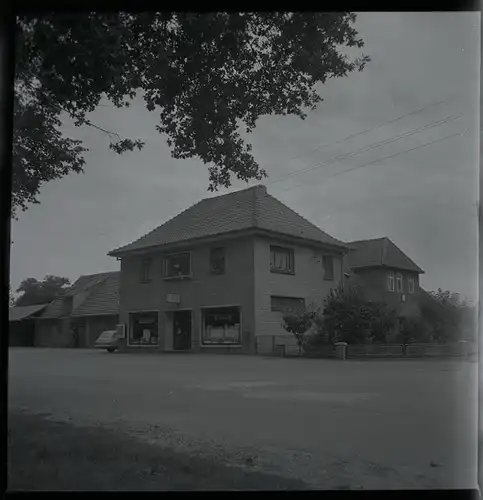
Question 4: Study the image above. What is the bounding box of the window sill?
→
[323,277,334,281]
[127,343,159,348]
[163,275,192,281]
[270,269,295,275]
[210,270,225,275]
[140,279,152,284]
[201,344,242,348]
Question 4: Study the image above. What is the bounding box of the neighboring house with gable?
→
[108,184,349,355]
[344,237,425,318]
[35,271,120,347]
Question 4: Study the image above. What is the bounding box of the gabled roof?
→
[38,272,120,319]
[108,185,348,256]
[346,237,424,274]
[71,272,120,317]
[9,303,49,322]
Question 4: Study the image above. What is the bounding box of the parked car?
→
[95,330,122,353]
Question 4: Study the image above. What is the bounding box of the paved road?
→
[8,348,478,489]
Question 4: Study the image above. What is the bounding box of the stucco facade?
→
[117,232,344,355]
[254,235,343,352]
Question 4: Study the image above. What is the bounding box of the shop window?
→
[202,306,241,345]
[129,311,159,346]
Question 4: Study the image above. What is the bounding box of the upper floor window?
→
[164,252,191,278]
[322,255,334,280]
[140,259,151,283]
[270,246,294,274]
[270,296,305,314]
[408,276,415,294]
[210,247,225,275]
[396,272,403,292]
[387,271,395,292]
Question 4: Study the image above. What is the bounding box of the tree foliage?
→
[281,307,319,354]
[421,288,475,343]
[15,274,70,306]
[321,285,377,344]
[13,12,369,216]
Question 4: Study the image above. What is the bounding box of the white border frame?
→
[387,271,395,292]
[199,304,243,348]
[127,310,160,347]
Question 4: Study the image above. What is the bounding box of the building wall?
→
[35,319,73,347]
[253,235,343,352]
[118,236,256,353]
[348,267,422,317]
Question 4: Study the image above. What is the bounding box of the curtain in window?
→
[273,250,290,270]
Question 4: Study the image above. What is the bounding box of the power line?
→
[267,113,464,187]
[282,131,463,198]
[262,92,459,168]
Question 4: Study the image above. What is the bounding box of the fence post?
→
[334,342,348,360]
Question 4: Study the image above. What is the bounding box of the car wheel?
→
[106,347,116,353]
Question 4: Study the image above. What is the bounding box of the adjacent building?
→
[9,304,49,346]
[344,237,425,318]
[108,185,349,354]
[35,271,120,347]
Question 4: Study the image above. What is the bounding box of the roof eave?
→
[350,263,424,274]
[108,226,349,258]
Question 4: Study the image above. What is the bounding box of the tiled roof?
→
[9,303,49,322]
[346,237,424,274]
[108,185,348,256]
[38,272,120,319]
[71,272,119,317]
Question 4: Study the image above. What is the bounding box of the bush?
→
[321,285,381,345]
[281,308,319,354]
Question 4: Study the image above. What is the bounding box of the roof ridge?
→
[266,193,346,245]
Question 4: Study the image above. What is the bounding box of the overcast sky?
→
[10,12,480,302]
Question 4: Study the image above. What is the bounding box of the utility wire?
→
[263,92,459,168]
[282,131,463,198]
[268,113,464,186]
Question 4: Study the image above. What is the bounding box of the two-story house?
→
[108,185,349,354]
[344,237,425,318]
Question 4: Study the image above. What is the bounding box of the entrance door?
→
[173,310,192,351]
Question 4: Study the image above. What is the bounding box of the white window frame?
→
[164,252,191,279]
[127,310,159,347]
[387,271,395,292]
[408,276,415,294]
[200,305,242,347]
[396,272,403,293]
